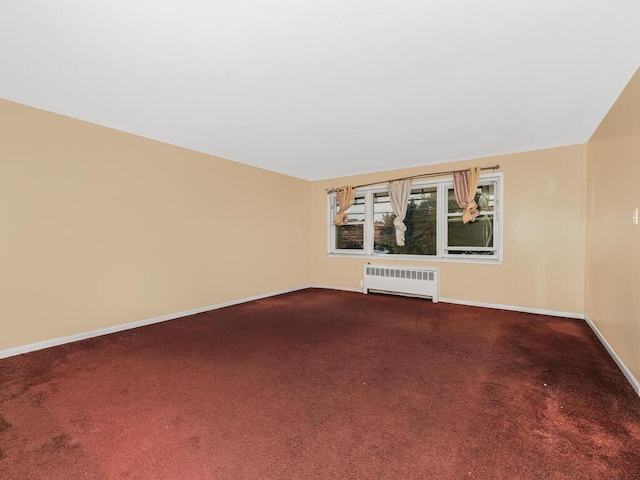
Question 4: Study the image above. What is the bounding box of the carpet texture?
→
[1,289,639,479]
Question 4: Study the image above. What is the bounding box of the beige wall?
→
[310,145,587,314]
[0,99,311,350]
[586,68,640,382]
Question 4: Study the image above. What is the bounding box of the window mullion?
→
[437,182,448,258]
[364,190,374,255]
[327,193,335,253]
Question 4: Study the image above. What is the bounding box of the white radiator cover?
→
[363,264,439,302]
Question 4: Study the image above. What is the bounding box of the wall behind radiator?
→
[309,145,587,315]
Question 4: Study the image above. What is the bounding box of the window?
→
[332,194,365,252]
[328,173,502,262]
[373,187,437,255]
[445,183,496,257]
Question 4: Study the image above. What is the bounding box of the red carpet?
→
[1,289,639,479]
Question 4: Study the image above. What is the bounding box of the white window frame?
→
[327,173,503,263]
[328,192,367,255]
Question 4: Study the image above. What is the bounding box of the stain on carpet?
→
[0,416,11,433]
[41,434,80,454]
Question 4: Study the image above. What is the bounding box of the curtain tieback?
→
[334,211,349,226]
[462,200,480,224]
[393,217,407,232]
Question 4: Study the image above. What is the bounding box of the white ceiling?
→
[1,1,639,181]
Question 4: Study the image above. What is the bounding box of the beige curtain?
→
[334,186,356,226]
[453,167,481,224]
[388,179,412,246]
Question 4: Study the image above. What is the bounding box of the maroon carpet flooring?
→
[1,289,640,479]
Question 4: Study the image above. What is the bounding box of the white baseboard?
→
[308,287,582,319]
[0,286,312,360]
[309,286,583,319]
[310,284,364,294]
[439,297,584,319]
[584,315,640,396]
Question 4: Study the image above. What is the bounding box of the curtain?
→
[333,186,356,226]
[453,167,481,224]
[388,179,413,246]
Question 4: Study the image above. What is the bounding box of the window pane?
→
[335,224,364,249]
[373,187,437,255]
[447,214,494,248]
[447,184,495,214]
[334,195,365,250]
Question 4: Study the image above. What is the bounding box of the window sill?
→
[326,252,503,265]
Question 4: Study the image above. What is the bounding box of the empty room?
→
[1,1,639,479]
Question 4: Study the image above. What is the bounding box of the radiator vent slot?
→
[363,265,439,302]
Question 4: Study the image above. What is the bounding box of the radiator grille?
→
[365,266,435,282]
[363,265,439,302]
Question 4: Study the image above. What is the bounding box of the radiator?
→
[363,264,439,302]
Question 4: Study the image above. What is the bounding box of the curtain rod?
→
[325,164,500,193]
